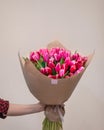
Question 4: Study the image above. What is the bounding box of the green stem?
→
[42,117,63,130]
[37,60,43,69]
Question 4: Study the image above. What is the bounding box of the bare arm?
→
[7,102,45,116]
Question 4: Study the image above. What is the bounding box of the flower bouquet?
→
[19,41,94,130]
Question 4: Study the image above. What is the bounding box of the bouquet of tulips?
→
[19,41,94,130]
[29,47,87,79]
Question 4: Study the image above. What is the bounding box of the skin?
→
[6,102,45,116]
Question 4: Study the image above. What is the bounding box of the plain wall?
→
[0,0,104,130]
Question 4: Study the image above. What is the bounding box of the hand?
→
[35,102,45,113]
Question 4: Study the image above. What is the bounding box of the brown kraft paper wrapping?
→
[18,41,94,121]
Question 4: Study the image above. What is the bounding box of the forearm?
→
[7,103,44,116]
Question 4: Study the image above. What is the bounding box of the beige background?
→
[0,0,104,130]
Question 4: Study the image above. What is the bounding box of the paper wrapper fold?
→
[18,41,94,105]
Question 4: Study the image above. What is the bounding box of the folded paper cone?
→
[19,41,94,105]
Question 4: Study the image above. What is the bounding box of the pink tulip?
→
[70,64,77,73]
[59,69,65,77]
[39,49,49,62]
[65,75,70,78]
[55,63,61,73]
[71,53,79,60]
[54,53,61,62]
[30,51,40,62]
[48,61,55,69]
[59,49,65,59]
[76,56,86,69]
[75,66,84,74]
[49,48,57,57]
[76,62,83,69]
[48,74,59,79]
[30,52,35,61]
[40,68,45,74]
[63,50,71,59]
[69,60,76,66]
[48,75,54,79]
[62,63,69,72]
[39,48,48,55]
[44,66,52,75]
[43,52,49,62]
[82,56,88,65]
[65,57,71,65]
[49,57,55,63]
[79,66,84,71]
[77,56,82,63]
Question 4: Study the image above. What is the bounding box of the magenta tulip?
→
[62,63,68,72]
[48,73,60,79]
[44,66,52,75]
[55,63,61,73]
[54,53,60,62]
[59,69,65,77]
[71,53,79,60]
[48,61,55,69]
[40,68,45,74]
[70,64,77,73]
[30,51,40,62]
[75,66,84,74]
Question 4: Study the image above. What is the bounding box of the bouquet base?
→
[43,105,65,130]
